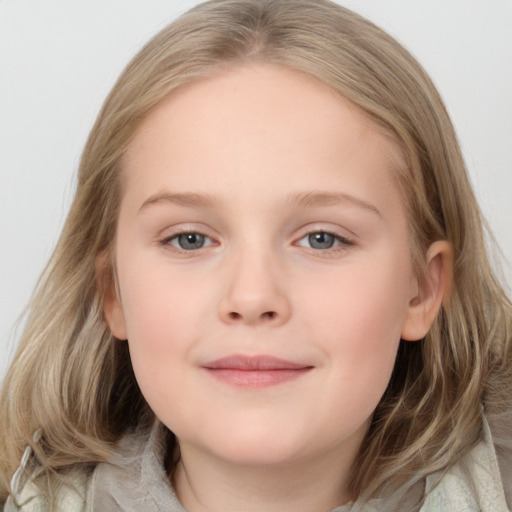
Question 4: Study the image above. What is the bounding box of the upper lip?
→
[202,355,312,371]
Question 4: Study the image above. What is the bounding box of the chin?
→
[200,419,313,467]
[212,439,302,467]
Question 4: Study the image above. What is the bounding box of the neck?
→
[173,443,354,512]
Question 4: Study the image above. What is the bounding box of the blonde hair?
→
[1,0,511,508]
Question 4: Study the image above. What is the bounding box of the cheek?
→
[114,257,204,386]
[304,255,412,402]
[117,238,210,337]
[306,254,411,342]
[120,277,202,424]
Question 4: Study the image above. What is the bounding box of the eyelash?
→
[158,229,355,255]
[159,229,216,253]
[295,230,355,257]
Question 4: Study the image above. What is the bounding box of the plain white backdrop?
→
[1,0,511,380]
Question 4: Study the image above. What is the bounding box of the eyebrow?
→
[287,191,381,217]
[139,192,217,212]
[138,190,381,217]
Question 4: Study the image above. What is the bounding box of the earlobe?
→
[401,241,453,341]
[103,282,128,340]
[96,253,128,340]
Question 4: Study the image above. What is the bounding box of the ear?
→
[96,253,128,340]
[401,241,453,341]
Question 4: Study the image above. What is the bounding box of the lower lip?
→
[204,368,312,388]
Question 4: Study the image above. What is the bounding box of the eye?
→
[162,232,214,251]
[296,231,353,250]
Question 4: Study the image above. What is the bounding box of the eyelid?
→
[296,231,354,246]
[294,223,356,243]
[157,223,216,240]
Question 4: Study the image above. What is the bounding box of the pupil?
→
[179,233,204,250]
[309,232,334,249]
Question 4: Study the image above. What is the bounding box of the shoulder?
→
[3,422,183,512]
[486,403,512,507]
[88,423,186,511]
[421,416,510,511]
[4,468,89,512]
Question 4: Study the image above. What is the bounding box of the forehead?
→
[121,64,405,215]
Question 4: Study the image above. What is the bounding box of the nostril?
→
[226,311,278,322]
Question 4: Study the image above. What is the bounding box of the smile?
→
[201,355,314,388]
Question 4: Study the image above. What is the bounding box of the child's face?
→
[106,64,421,470]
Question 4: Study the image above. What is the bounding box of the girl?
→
[1,0,511,510]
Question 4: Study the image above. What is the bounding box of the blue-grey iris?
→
[178,233,205,250]
[308,232,335,249]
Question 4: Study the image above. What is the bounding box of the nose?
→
[218,247,291,327]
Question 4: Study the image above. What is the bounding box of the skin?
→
[104,64,450,512]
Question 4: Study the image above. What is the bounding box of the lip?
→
[201,355,313,388]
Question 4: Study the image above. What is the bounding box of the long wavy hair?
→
[1,0,511,509]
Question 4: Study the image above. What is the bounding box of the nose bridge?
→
[219,239,291,326]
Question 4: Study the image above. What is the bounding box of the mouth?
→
[201,355,314,388]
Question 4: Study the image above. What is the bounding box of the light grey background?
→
[1,1,511,381]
